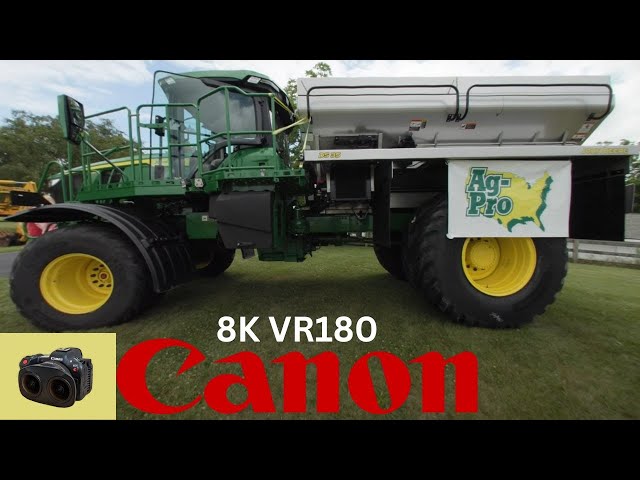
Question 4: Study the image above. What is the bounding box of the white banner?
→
[447,160,571,238]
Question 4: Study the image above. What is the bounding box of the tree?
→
[0,110,131,182]
[284,62,333,164]
[285,61,333,110]
[628,154,640,213]
[598,139,640,213]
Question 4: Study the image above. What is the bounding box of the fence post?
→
[572,239,580,263]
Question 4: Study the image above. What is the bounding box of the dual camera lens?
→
[20,375,72,402]
[49,379,71,401]
[21,374,41,396]
[19,348,92,408]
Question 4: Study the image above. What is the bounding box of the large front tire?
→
[198,239,235,278]
[10,224,151,331]
[406,196,568,328]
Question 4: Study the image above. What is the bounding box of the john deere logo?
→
[465,167,553,232]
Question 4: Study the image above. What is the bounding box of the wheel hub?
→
[40,253,114,314]
[461,237,537,297]
[87,262,113,293]
[465,238,499,279]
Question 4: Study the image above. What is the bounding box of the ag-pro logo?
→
[464,167,553,232]
[465,167,513,217]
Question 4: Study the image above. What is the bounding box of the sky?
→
[0,59,638,145]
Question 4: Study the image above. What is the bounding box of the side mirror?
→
[58,95,85,145]
[154,115,165,137]
[9,190,51,207]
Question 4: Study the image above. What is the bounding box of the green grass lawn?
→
[0,246,638,419]
[0,220,17,233]
[0,246,23,254]
[0,220,23,253]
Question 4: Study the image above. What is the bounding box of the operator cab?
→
[44,70,297,204]
[147,70,295,179]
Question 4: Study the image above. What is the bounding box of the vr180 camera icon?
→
[18,348,93,408]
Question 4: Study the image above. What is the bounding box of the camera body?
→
[18,347,93,408]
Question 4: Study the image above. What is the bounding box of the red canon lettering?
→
[204,352,275,413]
[411,351,479,413]
[348,352,411,414]
[273,352,340,413]
[116,338,205,414]
[116,339,478,415]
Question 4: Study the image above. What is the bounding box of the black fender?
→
[6,204,194,293]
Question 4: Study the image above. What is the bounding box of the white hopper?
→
[296,76,613,148]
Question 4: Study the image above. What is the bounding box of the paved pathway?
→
[0,252,18,277]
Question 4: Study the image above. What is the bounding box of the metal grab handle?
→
[452,83,613,122]
[38,160,69,202]
[303,84,461,123]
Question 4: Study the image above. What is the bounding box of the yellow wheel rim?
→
[40,254,114,314]
[461,237,536,297]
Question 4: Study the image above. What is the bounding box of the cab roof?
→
[180,70,275,83]
[175,70,292,110]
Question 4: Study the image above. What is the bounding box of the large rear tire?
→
[10,224,151,331]
[406,196,568,328]
[373,237,406,280]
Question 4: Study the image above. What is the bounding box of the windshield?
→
[138,71,294,180]
[145,72,263,178]
[158,74,258,136]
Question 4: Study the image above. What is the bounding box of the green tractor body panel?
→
[13,69,330,284]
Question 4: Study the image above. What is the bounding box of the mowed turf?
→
[0,221,23,253]
[0,220,15,232]
[0,246,638,419]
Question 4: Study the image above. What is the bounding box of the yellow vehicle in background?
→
[14,222,28,243]
[0,180,37,217]
[0,181,45,247]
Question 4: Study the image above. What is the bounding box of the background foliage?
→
[0,111,130,182]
